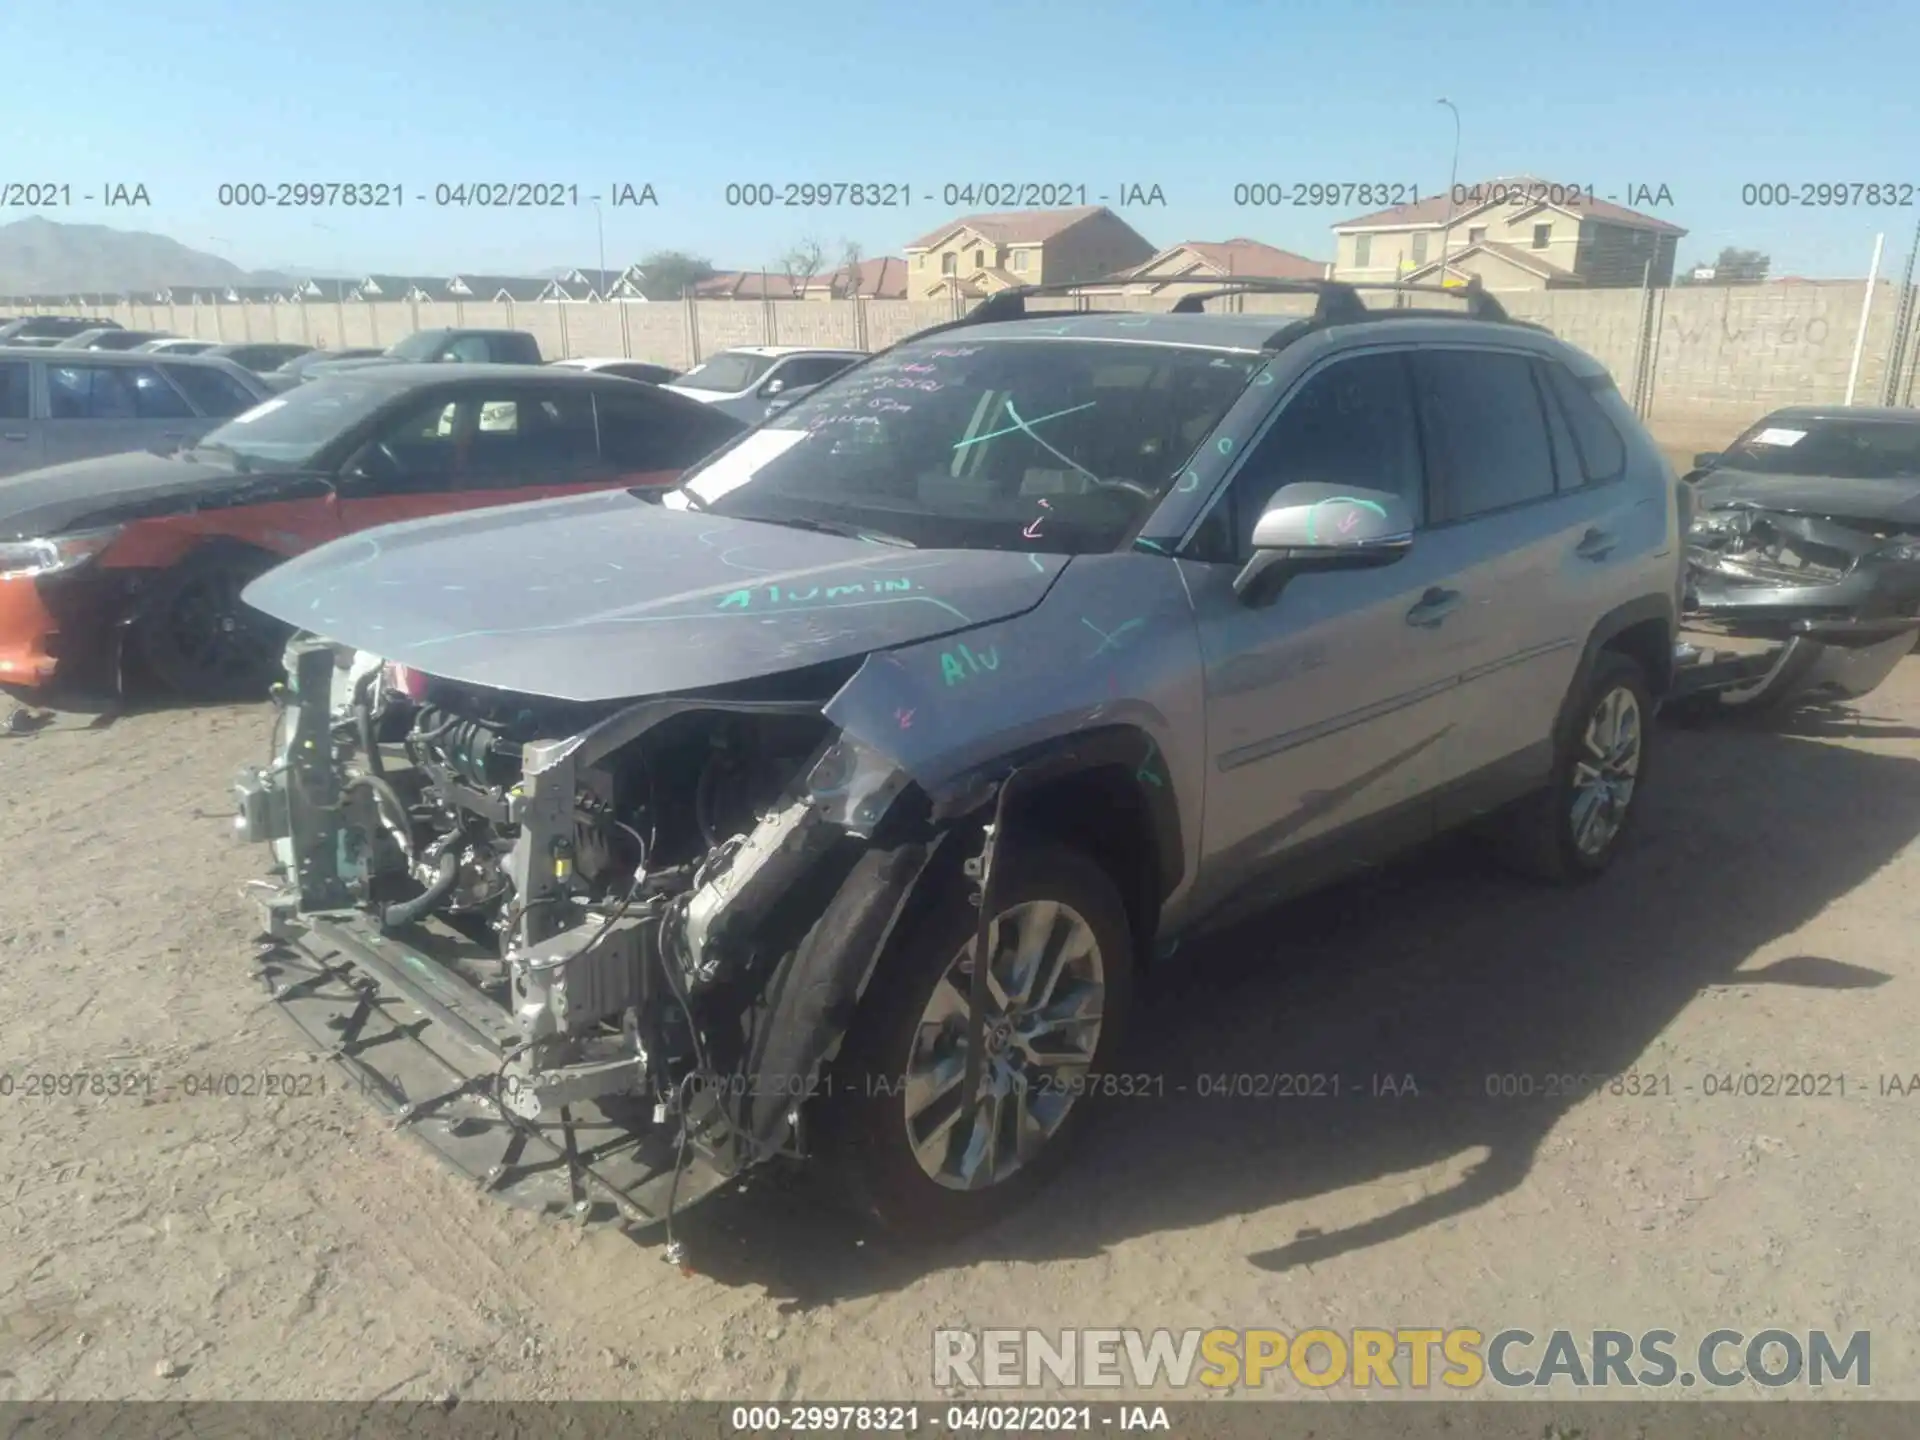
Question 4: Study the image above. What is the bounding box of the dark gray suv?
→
[230,278,1685,1243]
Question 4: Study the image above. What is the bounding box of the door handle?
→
[1405,586,1462,627]
[1575,526,1618,561]
[1,432,25,442]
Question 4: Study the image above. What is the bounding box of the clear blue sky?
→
[3,0,1917,280]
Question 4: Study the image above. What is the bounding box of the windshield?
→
[675,351,776,393]
[670,337,1262,554]
[1724,418,1920,481]
[195,378,399,467]
[384,332,448,362]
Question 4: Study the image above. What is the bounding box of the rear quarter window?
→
[163,363,261,418]
[1540,361,1627,485]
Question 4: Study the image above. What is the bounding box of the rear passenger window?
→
[595,390,745,473]
[1540,361,1627,485]
[0,362,27,420]
[1410,350,1555,521]
[163,364,259,418]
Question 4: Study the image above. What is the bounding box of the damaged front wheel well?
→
[999,765,1163,961]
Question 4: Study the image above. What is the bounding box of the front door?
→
[334,385,608,530]
[1184,348,1471,916]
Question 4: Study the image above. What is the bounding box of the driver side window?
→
[1191,351,1425,562]
[350,396,469,495]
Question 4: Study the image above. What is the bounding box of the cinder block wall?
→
[34,284,1920,422]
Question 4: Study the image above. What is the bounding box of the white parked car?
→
[548,356,683,386]
[134,338,219,355]
[661,345,865,424]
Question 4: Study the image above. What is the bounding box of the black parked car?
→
[1677,405,1920,716]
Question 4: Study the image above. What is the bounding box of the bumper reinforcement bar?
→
[250,888,734,1225]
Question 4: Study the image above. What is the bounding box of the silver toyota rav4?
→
[230,278,1686,1244]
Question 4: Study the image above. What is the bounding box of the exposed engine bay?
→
[1674,495,1920,714]
[232,638,956,1227]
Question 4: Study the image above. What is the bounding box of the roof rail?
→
[898,273,1511,346]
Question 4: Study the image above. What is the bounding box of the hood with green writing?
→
[241,486,1069,703]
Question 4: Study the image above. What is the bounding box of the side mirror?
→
[1692,451,1722,471]
[1232,482,1415,606]
[761,376,787,397]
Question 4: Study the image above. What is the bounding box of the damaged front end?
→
[1676,501,1920,713]
[232,637,938,1224]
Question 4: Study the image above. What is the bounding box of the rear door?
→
[334,384,608,530]
[39,360,200,465]
[1407,347,1621,813]
[0,356,40,476]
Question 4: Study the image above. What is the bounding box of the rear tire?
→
[1489,650,1653,884]
[134,549,289,701]
[817,842,1136,1243]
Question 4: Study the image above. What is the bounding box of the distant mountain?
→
[0,215,296,295]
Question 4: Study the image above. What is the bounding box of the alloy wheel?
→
[901,899,1106,1191]
[1570,683,1643,857]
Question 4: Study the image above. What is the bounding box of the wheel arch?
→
[737,724,1187,1157]
[1559,594,1675,744]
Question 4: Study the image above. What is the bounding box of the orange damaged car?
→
[0,364,746,700]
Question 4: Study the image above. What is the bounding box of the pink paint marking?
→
[1023,518,1044,539]
[896,708,915,729]
[1337,508,1361,534]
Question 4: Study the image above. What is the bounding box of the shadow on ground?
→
[664,719,1920,1306]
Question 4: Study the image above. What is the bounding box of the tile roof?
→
[692,270,804,299]
[905,205,1108,250]
[1116,237,1327,282]
[804,256,910,299]
[1335,176,1686,236]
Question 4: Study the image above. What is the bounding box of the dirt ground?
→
[1,652,1916,1405]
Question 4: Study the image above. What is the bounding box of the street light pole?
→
[1436,98,1462,286]
[593,200,606,290]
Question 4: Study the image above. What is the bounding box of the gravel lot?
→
[2,656,1918,1403]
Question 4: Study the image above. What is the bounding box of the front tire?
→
[134,549,289,701]
[1490,650,1653,883]
[818,843,1136,1242]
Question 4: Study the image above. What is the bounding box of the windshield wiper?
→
[733,513,917,547]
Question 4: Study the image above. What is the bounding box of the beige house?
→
[902,206,1156,299]
[1331,177,1686,291]
[1081,237,1329,298]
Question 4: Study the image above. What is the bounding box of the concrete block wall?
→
[43,283,1920,422]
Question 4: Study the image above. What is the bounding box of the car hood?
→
[242,488,1069,703]
[0,450,329,540]
[1693,467,1920,525]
